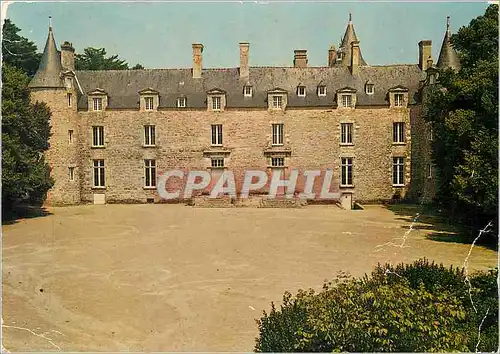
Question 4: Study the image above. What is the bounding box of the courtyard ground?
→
[2,204,497,351]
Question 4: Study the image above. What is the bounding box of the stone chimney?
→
[328,45,337,67]
[418,40,432,71]
[239,42,249,79]
[350,41,360,75]
[293,50,308,68]
[61,41,75,71]
[192,43,204,79]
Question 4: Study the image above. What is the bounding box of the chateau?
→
[28,16,460,206]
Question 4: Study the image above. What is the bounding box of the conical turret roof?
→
[339,14,367,66]
[437,16,461,71]
[29,20,64,88]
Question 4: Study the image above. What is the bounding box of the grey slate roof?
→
[437,17,461,71]
[75,65,424,110]
[28,27,64,89]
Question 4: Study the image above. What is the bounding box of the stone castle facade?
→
[28,16,460,206]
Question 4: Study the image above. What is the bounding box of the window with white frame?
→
[272,95,282,109]
[177,97,187,108]
[144,159,156,187]
[68,130,73,144]
[271,157,285,167]
[365,84,374,95]
[244,86,253,97]
[340,157,353,186]
[272,123,284,145]
[394,93,404,107]
[427,164,433,179]
[341,123,353,144]
[212,96,221,111]
[145,97,154,110]
[93,97,103,111]
[317,86,326,97]
[93,159,105,187]
[393,157,405,186]
[67,93,72,107]
[144,125,156,146]
[92,126,104,147]
[69,166,75,181]
[297,86,306,97]
[341,94,352,108]
[211,157,224,168]
[211,124,223,146]
[393,122,405,143]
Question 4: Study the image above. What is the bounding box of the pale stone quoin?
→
[28,15,461,206]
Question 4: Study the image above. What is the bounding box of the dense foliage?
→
[2,64,53,214]
[255,259,498,352]
[424,5,498,243]
[2,19,41,77]
[75,47,143,70]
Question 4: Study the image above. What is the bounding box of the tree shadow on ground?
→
[383,203,497,251]
[2,205,52,225]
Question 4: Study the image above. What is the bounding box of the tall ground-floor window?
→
[340,157,353,186]
[93,159,105,187]
[144,159,156,187]
[393,157,405,186]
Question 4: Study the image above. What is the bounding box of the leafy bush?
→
[255,259,498,352]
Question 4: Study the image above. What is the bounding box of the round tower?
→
[29,18,81,205]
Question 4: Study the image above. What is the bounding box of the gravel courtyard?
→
[2,204,497,351]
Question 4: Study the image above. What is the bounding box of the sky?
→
[3,1,491,69]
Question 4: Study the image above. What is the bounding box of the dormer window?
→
[267,88,287,110]
[138,88,159,111]
[317,86,326,97]
[365,83,374,95]
[273,95,282,108]
[93,97,102,111]
[297,86,306,97]
[395,94,404,107]
[388,86,409,108]
[341,95,352,107]
[336,87,356,109]
[244,85,253,97]
[207,88,226,112]
[177,97,187,108]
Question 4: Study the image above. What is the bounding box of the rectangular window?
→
[144,125,156,146]
[211,124,223,146]
[366,84,374,94]
[93,97,103,111]
[211,157,224,168]
[93,159,105,187]
[393,122,405,143]
[342,94,352,108]
[92,126,104,147]
[318,86,326,97]
[144,159,156,187]
[177,97,186,108]
[393,157,405,186]
[69,167,75,181]
[271,157,285,167]
[244,86,252,97]
[67,93,72,107]
[145,97,154,110]
[68,129,73,144]
[394,93,404,107]
[272,95,282,109]
[341,157,353,186]
[272,123,284,145]
[341,123,353,144]
[297,86,306,97]
[212,96,221,111]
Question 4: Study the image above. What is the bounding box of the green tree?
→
[131,63,145,70]
[2,64,53,215]
[2,19,42,77]
[75,47,131,70]
[424,4,498,242]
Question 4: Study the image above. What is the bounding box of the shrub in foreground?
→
[255,259,498,352]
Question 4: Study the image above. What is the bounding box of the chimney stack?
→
[293,50,308,68]
[350,41,360,75]
[418,40,432,71]
[239,42,249,79]
[328,45,337,67]
[192,43,204,79]
[61,41,75,71]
